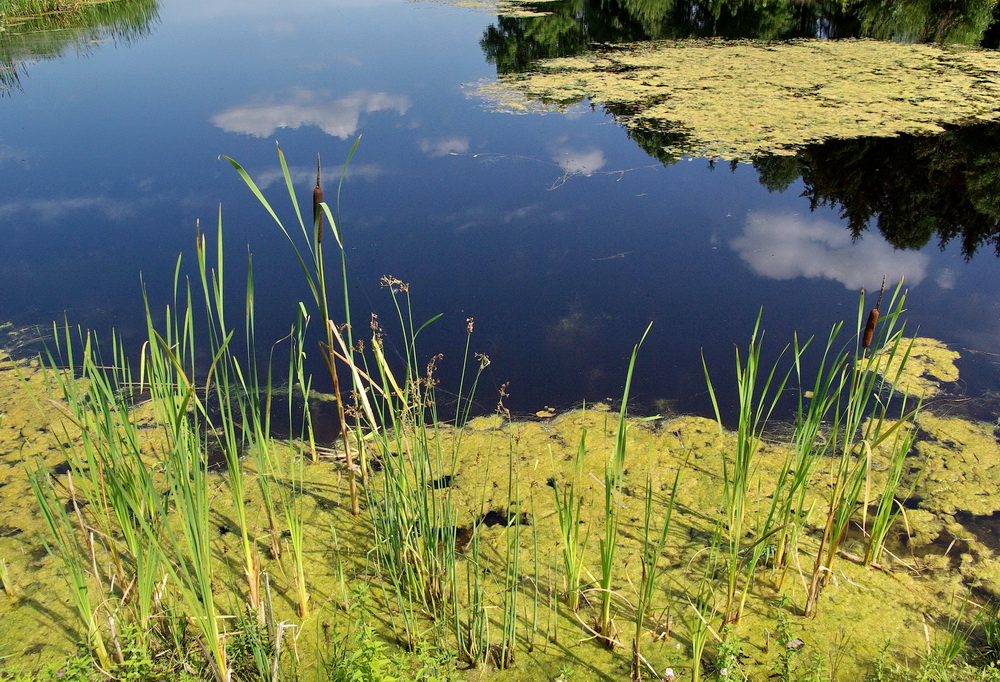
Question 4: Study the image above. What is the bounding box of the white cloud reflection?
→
[0,145,29,169]
[550,145,606,175]
[0,196,136,222]
[252,162,386,190]
[211,89,411,139]
[731,212,929,290]
[935,267,956,290]
[418,136,469,157]
[171,0,399,22]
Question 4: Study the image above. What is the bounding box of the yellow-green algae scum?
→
[418,0,559,19]
[1,336,1000,678]
[471,39,1000,161]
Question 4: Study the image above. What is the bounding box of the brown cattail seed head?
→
[313,154,324,243]
[862,308,880,349]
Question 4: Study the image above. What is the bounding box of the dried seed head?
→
[875,273,886,310]
[379,275,409,293]
[862,308,880,350]
[466,317,474,335]
[862,275,886,351]
[496,381,511,421]
[474,352,491,370]
[425,353,444,385]
[314,154,324,243]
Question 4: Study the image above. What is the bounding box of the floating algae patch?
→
[467,76,579,114]
[876,337,961,397]
[913,412,1000,516]
[472,39,1000,160]
[418,0,558,18]
[0,351,88,666]
[2,347,999,678]
[0,348,370,672]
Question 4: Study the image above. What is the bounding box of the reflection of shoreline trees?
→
[0,0,159,93]
[754,124,1000,259]
[482,0,1000,258]
[622,118,1000,259]
[482,0,998,73]
[582,98,1000,260]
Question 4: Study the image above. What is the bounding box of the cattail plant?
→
[28,465,112,670]
[281,307,313,618]
[768,325,846,578]
[195,219,261,615]
[687,533,723,682]
[863,408,921,567]
[804,282,917,617]
[241,253,285,564]
[26,323,171,658]
[862,275,886,353]
[226,142,362,512]
[496,438,521,669]
[314,154,324,244]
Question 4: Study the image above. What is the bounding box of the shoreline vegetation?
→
[1,147,1000,681]
[0,0,109,23]
[0,0,158,92]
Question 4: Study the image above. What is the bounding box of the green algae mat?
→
[1,335,999,679]
[421,0,559,18]
[471,39,1000,160]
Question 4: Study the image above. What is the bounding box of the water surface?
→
[2,0,999,419]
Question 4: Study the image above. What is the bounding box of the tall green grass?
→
[631,466,680,681]
[703,312,799,625]
[595,324,652,646]
[551,431,589,612]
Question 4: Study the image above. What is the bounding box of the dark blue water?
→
[2,0,1000,420]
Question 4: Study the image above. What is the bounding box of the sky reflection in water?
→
[0,0,998,419]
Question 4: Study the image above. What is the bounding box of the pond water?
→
[3,0,1000,419]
